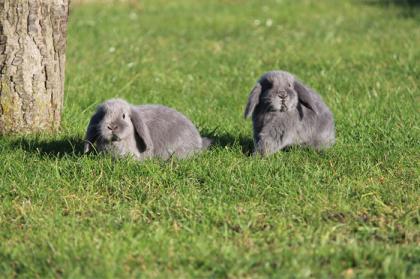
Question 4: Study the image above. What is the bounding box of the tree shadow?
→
[200,128,254,156]
[10,136,84,158]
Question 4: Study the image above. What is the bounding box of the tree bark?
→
[0,0,68,135]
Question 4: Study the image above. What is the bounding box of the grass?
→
[1,0,419,277]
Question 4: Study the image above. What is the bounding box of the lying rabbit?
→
[84,99,211,160]
[244,71,335,156]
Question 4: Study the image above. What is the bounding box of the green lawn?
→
[1,0,419,277]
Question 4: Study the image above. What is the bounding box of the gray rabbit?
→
[244,71,335,156]
[84,99,211,160]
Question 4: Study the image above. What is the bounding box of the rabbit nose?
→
[107,124,118,131]
[277,91,287,98]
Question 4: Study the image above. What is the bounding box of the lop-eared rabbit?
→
[84,99,211,160]
[244,71,335,156]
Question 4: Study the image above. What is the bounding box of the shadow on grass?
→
[200,128,254,156]
[200,127,333,157]
[11,136,84,158]
[10,131,254,158]
[363,0,420,17]
[364,0,420,5]
[9,128,254,158]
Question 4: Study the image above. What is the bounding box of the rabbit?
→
[84,98,211,160]
[244,70,335,156]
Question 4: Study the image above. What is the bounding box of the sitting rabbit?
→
[244,71,335,156]
[84,99,211,160]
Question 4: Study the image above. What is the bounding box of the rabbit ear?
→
[294,80,316,113]
[84,107,105,153]
[244,83,262,118]
[130,108,153,152]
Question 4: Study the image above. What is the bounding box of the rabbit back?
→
[135,105,204,159]
[295,87,335,149]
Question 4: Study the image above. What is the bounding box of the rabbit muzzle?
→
[276,91,288,112]
[277,90,287,98]
[106,123,123,141]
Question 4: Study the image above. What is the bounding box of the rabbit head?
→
[84,99,153,153]
[244,71,316,118]
[95,99,134,143]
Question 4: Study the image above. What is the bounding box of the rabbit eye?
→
[122,113,126,119]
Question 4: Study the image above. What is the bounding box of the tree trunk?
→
[0,0,68,135]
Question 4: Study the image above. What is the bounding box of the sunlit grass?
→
[1,0,419,277]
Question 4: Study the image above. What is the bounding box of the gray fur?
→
[244,71,335,155]
[84,99,209,160]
